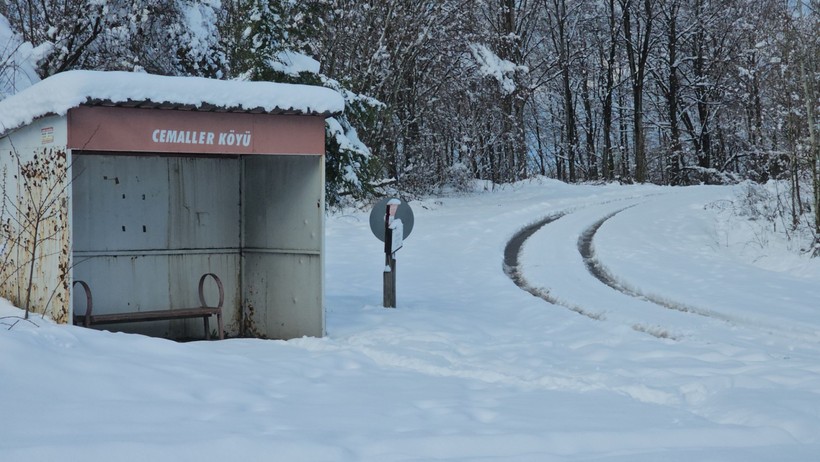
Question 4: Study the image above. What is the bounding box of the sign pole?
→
[383,201,399,308]
[369,197,413,309]
[383,253,396,308]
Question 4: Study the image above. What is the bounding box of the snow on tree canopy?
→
[0,14,40,99]
[0,70,345,135]
[270,51,322,77]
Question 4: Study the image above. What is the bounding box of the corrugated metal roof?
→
[83,98,332,116]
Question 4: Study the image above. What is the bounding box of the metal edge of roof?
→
[83,97,341,117]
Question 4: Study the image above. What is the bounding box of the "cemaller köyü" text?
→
[151,129,252,147]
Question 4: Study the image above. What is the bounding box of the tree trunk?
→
[797,10,819,253]
[549,0,578,182]
[618,86,631,181]
[622,0,653,183]
[581,66,597,180]
[665,0,683,185]
[692,0,711,169]
[601,0,618,181]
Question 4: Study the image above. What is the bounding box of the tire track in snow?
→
[503,211,605,321]
[502,200,710,339]
[579,208,820,344]
[577,208,730,322]
[501,194,720,339]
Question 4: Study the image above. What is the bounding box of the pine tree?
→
[219,0,377,205]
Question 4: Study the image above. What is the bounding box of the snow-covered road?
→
[515,184,820,446]
[518,186,820,345]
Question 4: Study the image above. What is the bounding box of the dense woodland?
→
[0,0,818,246]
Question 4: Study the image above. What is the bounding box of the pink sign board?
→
[67,106,325,155]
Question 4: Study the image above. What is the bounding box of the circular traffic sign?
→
[369,197,414,242]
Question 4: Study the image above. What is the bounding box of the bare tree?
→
[0,144,71,321]
[0,0,105,76]
[544,0,580,182]
[619,0,655,183]
[794,1,819,253]
[595,0,622,181]
[656,0,684,184]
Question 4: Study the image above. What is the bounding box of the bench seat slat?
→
[74,307,221,325]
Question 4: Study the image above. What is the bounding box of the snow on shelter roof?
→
[0,70,345,136]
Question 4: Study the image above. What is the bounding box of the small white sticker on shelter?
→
[41,126,54,144]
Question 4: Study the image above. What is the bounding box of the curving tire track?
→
[502,201,728,339]
[576,208,643,300]
[503,212,604,321]
[503,213,565,290]
[503,206,714,339]
[505,203,820,344]
[577,209,734,323]
[544,204,820,343]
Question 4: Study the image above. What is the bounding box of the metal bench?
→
[72,273,225,340]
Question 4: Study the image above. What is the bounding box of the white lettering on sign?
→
[151,129,252,147]
[217,130,252,147]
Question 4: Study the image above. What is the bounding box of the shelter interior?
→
[71,150,324,340]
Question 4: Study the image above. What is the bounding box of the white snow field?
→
[2,179,819,461]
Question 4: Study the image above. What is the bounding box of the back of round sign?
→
[369,197,414,242]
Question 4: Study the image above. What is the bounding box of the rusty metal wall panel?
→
[72,155,240,252]
[243,155,323,252]
[167,156,242,249]
[72,155,170,251]
[242,252,323,339]
[241,155,325,339]
[0,116,71,323]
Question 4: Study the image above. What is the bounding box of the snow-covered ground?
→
[2,179,819,461]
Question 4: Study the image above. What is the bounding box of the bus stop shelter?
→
[0,70,343,339]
